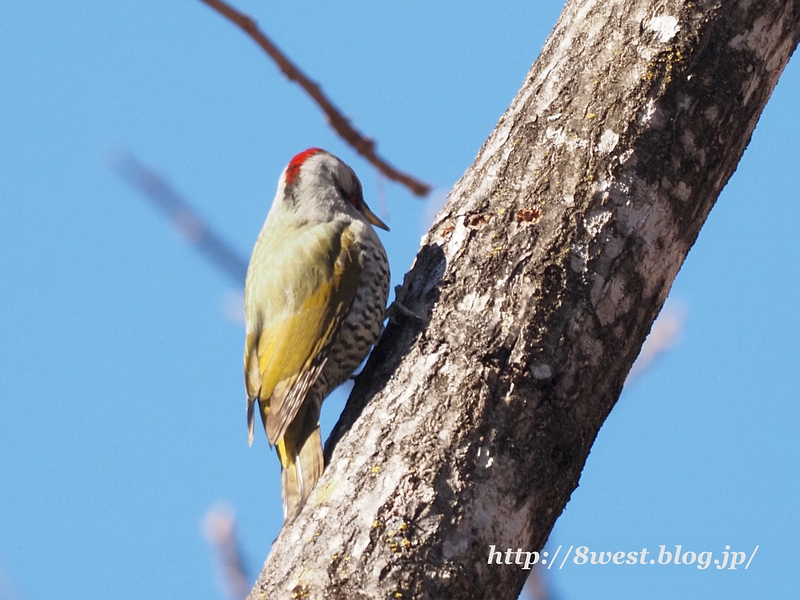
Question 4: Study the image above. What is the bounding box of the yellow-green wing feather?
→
[244,219,361,447]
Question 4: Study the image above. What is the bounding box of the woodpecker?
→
[244,148,390,521]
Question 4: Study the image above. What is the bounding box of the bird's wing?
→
[244,222,361,446]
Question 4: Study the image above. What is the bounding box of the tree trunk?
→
[249,0,800,598]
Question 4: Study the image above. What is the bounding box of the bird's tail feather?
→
[276,407,324,521]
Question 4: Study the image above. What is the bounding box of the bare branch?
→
[198,0,432,197]
[110,149,249,286]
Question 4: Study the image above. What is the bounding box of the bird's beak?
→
[359,201,390,231]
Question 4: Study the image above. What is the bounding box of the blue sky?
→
[1,2,798,599]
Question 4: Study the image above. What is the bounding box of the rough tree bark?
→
[250,0,800,598]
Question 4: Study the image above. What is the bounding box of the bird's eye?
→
[349,182,364,208]
[334,180,359,208]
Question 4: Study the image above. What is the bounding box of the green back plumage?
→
[244,216,361,447]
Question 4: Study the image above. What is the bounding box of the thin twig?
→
[198,0,431,197]
[110,149,249,286]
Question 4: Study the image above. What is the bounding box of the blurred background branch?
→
[202,504,251,600]
[110,149,249,287]
[519,563,554,600]
[626,303,686,386]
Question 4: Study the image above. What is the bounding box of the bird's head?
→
[274,148,389,231]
